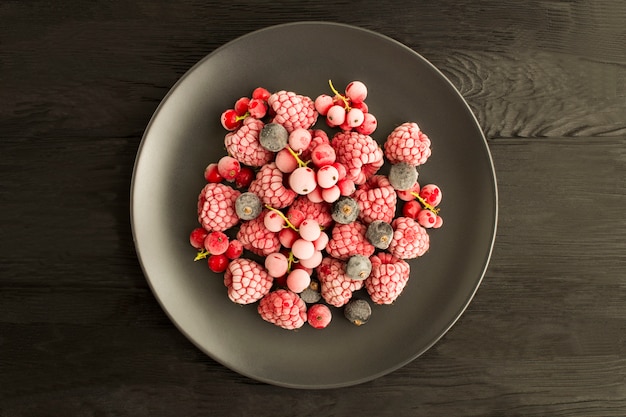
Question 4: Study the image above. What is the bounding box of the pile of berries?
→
[189,80,444,330]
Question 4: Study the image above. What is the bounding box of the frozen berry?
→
[248,98,267,118]
[326,105,346,127]
[346,108,365,128]
[388,162,418,191]
[307,304,332,329]
[365,220,393,250]
[259,123,288,152]
[345,254,372,280]
[331,196,359,224]
[204,163,223,183]
[234,97,250,116]
[355,112,377,135]
[287,268,311,293]
[225,239,243,259]
[217,156,241,181]
[313,231,329,251]
[265,252,289,277]
[278,227,299,248]
[208,254,229,273]
[345,81,367,103]
[298,219,321,242]
[299,279,321,304]
[286,208,305,228]
[419,184,443,207]
[288,128,312,152]
[344,299,371,326]
[252,87,271,101]
[402,199,422,219]
[337,178,356,196]
[289,166,317,195]
[417,209,438,228]
[275,148,299,173]
[314,94,334,115]
[189,227,208,249]
[310,143,336,167]
[204,231,229,255]
[298,250,323,269]
[316,164,339,188]
[220,109,241,131]
[292,238,315,260]
[321,185,341,203]
[306,186,324,203]
[264,210,286,232]
[235,192,262,220]
[234,166,255,188]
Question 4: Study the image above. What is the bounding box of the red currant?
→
[234,166,255,188]
[225,239,243,259]
[189,227,208,249]
[252,87,271,101]
[234,97,250,116]
[204,163,223,183]
[220,109,241,131]
[207,254,229,273]
[402,200,422,219]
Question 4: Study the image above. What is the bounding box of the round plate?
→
[131,22,497,389]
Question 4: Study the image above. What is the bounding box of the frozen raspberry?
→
[365,252,410,305]
[384,122,431,166]
[331,131,384,185]
[300,129,330,161]
[353,175,397,225]
[258,289,307,330]
[326,221,375,261]
[248,162,297,209]
[268,90,318,134]
[236,211,281,256]
[197,183,241,232]
[288,196,333,228]
[224,117,273,167]
[388,217,430,259]
[223,258,273,305]
[316,257,364,307]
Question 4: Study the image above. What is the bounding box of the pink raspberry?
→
[248,162,297,209]
[224,117,273,167]
[331,131,384,185]
[384,122,431,166]
[197,183,241,232]
[326,221,375,261]
[365,252,410,305]
[223,258,273,304]
[236,211,281,256]
[288,196,333,228]
[388,216,430,259]
[268,90,318,133]
[353,175,397,225]
[316,257,364,307]
[258,289,307,330]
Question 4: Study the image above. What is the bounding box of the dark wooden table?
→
[2,1,625,415]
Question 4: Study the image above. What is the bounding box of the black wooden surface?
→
[2,1,625,416]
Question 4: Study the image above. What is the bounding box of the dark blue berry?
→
[259,123,288,152]
[388,162,418,191]
[365,220,393,249]
[345,255,372,280]
[332,196,359,224]
[344,299,372,326]
[235,192,262,220]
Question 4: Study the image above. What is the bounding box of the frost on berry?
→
[224,117,273,167]
[331,131,384,185]
[268,90,318,133]
[365,252,411,305]
[388,217,430,259]
[258,289,307,330]
[236,212,281,256]
[248,162,297,209]
[316,257,364,307]
[384,122,432,166]
[289,196,334,228]
[223,258,273,304]
[197,183,241,232]
[353,175,397,225]
[326,221,375,261]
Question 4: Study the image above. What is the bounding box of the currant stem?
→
[265,205,298,231]
[328,79,351,111]
[411,192,440,214]
[194,249,210,261]
[235,112,250,122]
[286,145,309,167]
[287,251,297,272]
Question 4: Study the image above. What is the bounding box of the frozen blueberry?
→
[331,196,359,224]
[259,123,288,152]
[345,255,372,280]
[388,162,418,191]
[344,299,372,326]
[235,192,262,220]
[299,279,322,304]
[365,220,393,249]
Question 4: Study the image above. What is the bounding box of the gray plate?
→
[131,22,498,389]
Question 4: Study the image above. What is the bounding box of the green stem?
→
[286,145,309,168]
[194,249,210,261]
[411,192,440,214]
[265,205,298,231]
[328,79,351,111]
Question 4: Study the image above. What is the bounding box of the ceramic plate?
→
[131,22,497,388]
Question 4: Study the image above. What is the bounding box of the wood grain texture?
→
[1,0,626,416]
